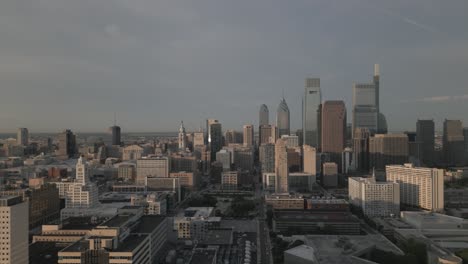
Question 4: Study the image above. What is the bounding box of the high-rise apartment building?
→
[443,119,465,166]
[303,78,321,148]
[178,121,187,150]
[303,145,317,176]
[348,177,400,217]
[275,139,289,193]
[259,125,273,145]
[259,104,269,126]
[259,143,275,173]
[321,101,346,168]
[57,129,77,160]
[277,98,290,137]
[17,128,29,146]
[416,119,435,166]
[270,125,279,143]
[0,196,28,264]
[369,134,408,170]
[386,164,444,211]
[243,124,254,147]
[207,119,222,161]
[353,128,370,172]
[136,156,171,184]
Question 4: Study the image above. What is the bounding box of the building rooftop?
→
[29,242,61,264]
[283,235,403,264]
[199,228,233,245]
[133,215,166,233]
[99,214,134,228]
[189,248,217,264]
[115,234,148,252]
[183,207,214,218]
[284,245,317,262]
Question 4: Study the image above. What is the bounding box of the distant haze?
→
[0,0,467,133]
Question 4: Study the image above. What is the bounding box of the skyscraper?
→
[259,124,272,145]
[243,124,254,147]
[321,101,346,168]
[416,120,435,166]
[259,104,269,126]
[178,121,187,150]
[303,78,321,147]
[207,119,222,161]
[303,145,317,176]
[110,125,121,146]
[353,128,370,172]
[352,64,385,135]
[16,128,29,146]
[57,129,77,160]
[0,196,28,264]
[275,138,289,193]
[443,119,465,166]
[369,134,409,170]
[259,143,275,173]
[276,98,290,137]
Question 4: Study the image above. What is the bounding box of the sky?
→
[1,0,467,133]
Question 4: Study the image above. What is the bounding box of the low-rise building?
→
[265,194,305,210]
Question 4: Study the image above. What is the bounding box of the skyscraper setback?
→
[303,78,321,148]
[321,101,346,168]
[276,98,290,137]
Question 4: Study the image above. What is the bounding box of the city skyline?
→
[1,1,467,132]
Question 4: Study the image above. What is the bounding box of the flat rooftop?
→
[99,214,134,228]
[283,235,404,264]
[284,245,317,262]
[133,215,166,233]
[189,249,217,264]
[183,207,214,218]
[115,234,148,252]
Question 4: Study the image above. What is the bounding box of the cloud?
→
[401,94,468,103]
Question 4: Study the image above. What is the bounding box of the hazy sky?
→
[1,0,467,133]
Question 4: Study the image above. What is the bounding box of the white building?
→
[348,177,400,217]
[0,196,28,264]
[136,156,170,184]
[64,157,99,209]
[386,164,444,211]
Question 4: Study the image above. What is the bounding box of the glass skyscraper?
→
[276,98,290,137]
[303,78,321,148]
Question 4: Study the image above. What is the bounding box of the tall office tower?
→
[110,125,121,146]
[259,104,269,126]
[193,128,205,147]
[275,139,289,193]
[303,78,322,147]
[295,129,304,146]
[16,128,29,146]
[0,196,28,264]
[348,177,400,217]
[321,101,346,168]
[270,125,279,143]
[136,157,171,184]
[243,124,254,147]
[386,164,444,211]
[259,125,272,145]
[373,64,380,114]
[276,98,290,137]
[353,128,370,172]
[443,119,465,166]
[178,121,187,150]
[259,143,275,173]
[416,119,435,166]
[352,83,378,134]
[369,134,409,170]
[207,120,222,161]
[303,145,317,176]
[322,162,338,187]
[58,129,77,159]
